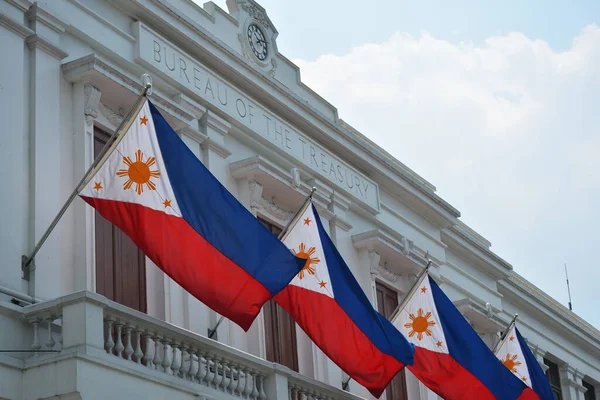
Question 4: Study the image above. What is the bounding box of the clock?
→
[247,23,268,61]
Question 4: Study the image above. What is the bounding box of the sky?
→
[206,0,600,329]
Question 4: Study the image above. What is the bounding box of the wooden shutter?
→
[94,128,147,313]
[376,281,408,400]
[258,217,299,372]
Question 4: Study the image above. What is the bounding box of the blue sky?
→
[208,0,600,329]
[214,0,600,60]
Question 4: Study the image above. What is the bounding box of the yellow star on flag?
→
[93,182,103,191]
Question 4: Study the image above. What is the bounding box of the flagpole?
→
[207,187,317,340]
[493,313,518,354]
[342,255,433,391]
[21,74,154,299]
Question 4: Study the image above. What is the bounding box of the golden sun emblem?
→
[404,308,436,340]
[116,149,160,195]
[292,243,320,279]
[501,354,522,373]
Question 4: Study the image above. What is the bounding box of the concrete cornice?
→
[352,229,431,275]
[26,34,68,59]
[499,275,600,349]
[442,227,512,280]
[61,54,196,126]
[0,13,34,38]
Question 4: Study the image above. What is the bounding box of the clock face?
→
[247,23,268,61]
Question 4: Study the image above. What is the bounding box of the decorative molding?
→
[202,138,232,159]
[27,3,66,35]
[98,102,125,128]
[61,54,196,124]
[268,58,278,78]
[238,33,252,61]
[0,13,34,38]
[84,84,101,126]
[26,34,68,60]
[241,3,271,30]
[259,196,293,221]
[453,297,505,333]
[248,180,263,214]
[368,250,381,276]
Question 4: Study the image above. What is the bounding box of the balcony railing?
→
[19,291,364,400]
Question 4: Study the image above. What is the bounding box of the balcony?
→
[7,291,363,400]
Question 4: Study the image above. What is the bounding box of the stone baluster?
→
[45,317,55,350]
[58,315,63,350]
[179,345,190,379]
[258,374,267,400]
[104,319,114,354]
[31,320,41,352]
[250,371,259,399]
[187,348,198,381]
[170,342,180,377]
[124,325,134,361]
[114,323,125,357]
[213,357,223,390]
[221,361,230,392]
[234,364,244,396]
[142,332,152,367]
[221,360,230,392]
[243,368,252,399]
[161,339,172,374]
[133,329,143,364]
[228,363,237,394]
[152,334,162,370]
[205,354,216,387]
[196,350,207,384]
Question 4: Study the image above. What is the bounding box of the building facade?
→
[0,0,599,399]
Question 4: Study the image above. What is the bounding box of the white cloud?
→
[293,26,600,327]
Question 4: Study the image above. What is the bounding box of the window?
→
[584,380,596,400]
[258,218,299,372]
[544,358,562,400]
[94,128,147,312]
[376,282,408,400]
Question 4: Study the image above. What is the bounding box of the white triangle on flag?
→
[391,275,449,354]
[495,324,532,387]
[282,205,334,298]
[80,100,181,217]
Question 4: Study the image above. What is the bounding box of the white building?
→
[0,0,599,399]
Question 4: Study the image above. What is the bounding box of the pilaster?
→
[72,82,100,293]
[26,1,68,300]
[560,364,587,400]
[0,0,32,292]
[531,345,550,374]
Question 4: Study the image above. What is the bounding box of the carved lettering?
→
[140,27,379,210]
[236,98,247,118]
[179,58,189,83]
[205,79,215,99]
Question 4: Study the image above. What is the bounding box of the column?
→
[560,364,588,400]
[26,3,69,300]
[0,0,34,292]
[72,82,101,292]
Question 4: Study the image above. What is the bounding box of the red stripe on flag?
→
[275,285,403,398]
[408,346,497,400]
[82,196,271,330]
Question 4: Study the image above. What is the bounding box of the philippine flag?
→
[275,203,414,398]
[79,99,304,330]
[495,323,554,400]
[391,273,535,399]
